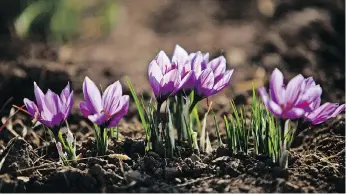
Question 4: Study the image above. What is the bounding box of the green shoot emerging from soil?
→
[55,122,77,165]
[127,77,204,157]
[223,100,250,155]
[221,86,297,166]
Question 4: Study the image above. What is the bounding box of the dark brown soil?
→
[0,0,344,193]
[0,117,344,193]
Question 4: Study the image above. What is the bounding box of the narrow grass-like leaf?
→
[200,102,212,152]
[212,110,222,147]
[126,77,149,137]
[224,116,232,152]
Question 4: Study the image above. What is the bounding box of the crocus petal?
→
[258,87,269,107]
[208,56,226,79]
[60,82,71,103]
[203,53,209,65]
[298,85,322,112]
[301,85,322,103]
[34,82,46,112]
[191,52,204,78]
[102,81,122,114]
[196,69,214,97]
[306,103,333,119]
[80,101,92,118]
[156,51,172,73]
[63,91,74,120]
[331,104,346,117]
[176,70,193,92]
[181,71,196,91]
[160,69,180,98]
[179,60,192,78]
[148,61,163,97]
[310,97,321,111]
[268,101,283,118]
[284,108,305,119]
[108,95,130,127]
[88,113,107,125]
[212,69,234,94]
[83,77,103,114]
[24,98,39,118]
[302,77,316,90]
[285,74,304,106]
[149,75,162,98]
[305,103,337,124]
[40,112,64,128]
[44,89,61,115]
[270,68,285,105]
[173,45,188,66]
[49,112,65,127]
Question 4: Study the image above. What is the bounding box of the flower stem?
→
[96,125,108,156]
[151,101,162,152]
[177,94,188,141]
[279,119,289,168]
[189,98,200,113]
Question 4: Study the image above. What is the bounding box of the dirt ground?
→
[0,0,345,192]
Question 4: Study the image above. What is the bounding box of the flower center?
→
[101,110,112,121]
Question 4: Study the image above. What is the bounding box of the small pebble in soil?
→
[282,181,302,192]
[184,157,193,166]
[272,166,289,179]
[104,164,116,171]
[239,185,250,192]
[89,164,107,187]
[215,147,230,157]
[77,163,87,170]
[88,157,108,166]
[154,168,163,178]
[174,178,182,184]
[165,167,180,181]
[212,156,230,164]
[190,154,201,162]
[85,150,93,157]
[308,166,319,177]
[122,162,131,171]
[276,178,286,186]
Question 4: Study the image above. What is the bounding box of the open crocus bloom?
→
[172,45,234,98]
[195,56,234,99]
[259,68,322,119]
[80,77,129,128]
[173,45,209,92]
[24,82,74,128]
[304,102,345,125]
[148,50,192,103]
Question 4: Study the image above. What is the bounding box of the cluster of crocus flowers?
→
[259,68,345,125]
[148,45,234,104]
[80,77,129,128]
[24,77,129,158]
[24,82,74,130]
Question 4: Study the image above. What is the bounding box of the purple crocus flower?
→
[151,45,233,100]
[195,56,234,99]
[173,45,209,92]
[24,82,74,128]
[148,49,192,103]
[258,68,322,119]
[304,102,345,125]
[80,77,129,128]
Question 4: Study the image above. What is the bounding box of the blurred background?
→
[0,0,344,118]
